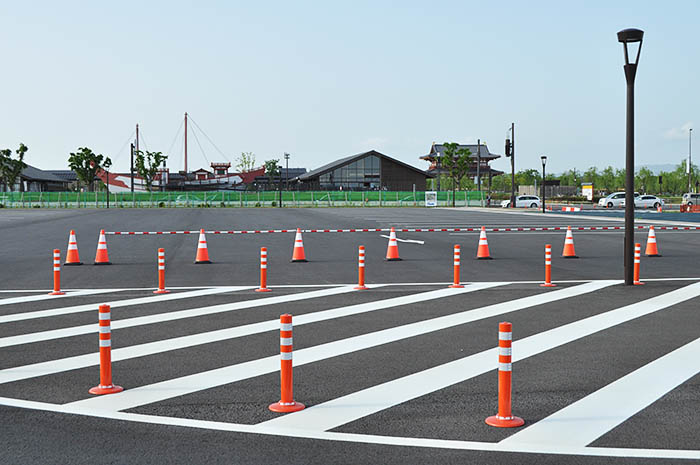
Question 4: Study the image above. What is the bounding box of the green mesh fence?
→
[0,190,485,208]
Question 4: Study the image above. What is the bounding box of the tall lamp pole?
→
[689,128,693,192]
[505,124,515,207]
[618,28,644,286]
[541,155,547,214]
[284,153,290,191]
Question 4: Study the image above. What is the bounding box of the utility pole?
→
[510,123,515,208]
[184,112,188,174]
[689,128,693,193]
[284,153,290,191]
[476,139,481,206]
[130,143,135,194]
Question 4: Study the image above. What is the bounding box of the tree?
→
[0,143,28,192]
[264,159,281,189]
[134,150,167,192]
[68,147,111,191]
[236,152,257,172]
[439,143,472,207]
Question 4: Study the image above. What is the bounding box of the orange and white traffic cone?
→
[194,229,211,264]
[94,229,111,265]
[291,228,308,262]
[485,322,524,428]
[256,247,272,292]
[385,227,401,261]
[354,245,368,290]
[540,244,556,287]
[89,304,124,395]
[476,226,492,260]
[634,243,645,285]
[645,226,661,257]
[269,314,305,412]
[49,249,65,295]
[562,226,578,258]
[154,248,169,294]
[65,230,82,265]
[449,244,464,288]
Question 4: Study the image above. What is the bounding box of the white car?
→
[597,192,640,208]
[501,195,541,208]
[621,194,664,209]
[682,193,700,205]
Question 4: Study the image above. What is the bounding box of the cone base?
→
[634,281,645,286]
[562,255,579,259]
[353,285,368,290]
[255,288,272,293]
[485,415,525,428]
[448,284,464,288]
[477,256,493,260]
[64,262,83,266]
[153,289,170,294]
[269,401,305,413]
[48,291,66,295]
[385,257,402,261]
[89,384,124,395]
[540,283,557,287]
[645,254,661,257]
[291,258,308,262]
[194,260,212,264]
[94,261,112,265]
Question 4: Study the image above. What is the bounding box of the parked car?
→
[597,192,640,208]
[681,193,700,205]
[501,195,541,208]
[621,194,664,209]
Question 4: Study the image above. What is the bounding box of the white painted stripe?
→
[0,285,496,384]
[501,335,700,448]
[0,287,251,325]
[99,340,111,347]
[66,281,615,412]
[0,289,115,307]
[256,282,700,433]
[0,286,360,348]
[280,352,292,361]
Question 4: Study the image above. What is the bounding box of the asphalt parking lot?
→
[1,207,699,464]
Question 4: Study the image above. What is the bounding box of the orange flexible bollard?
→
[49,249,65,295]
[89,304,124,395]
[485,322,524,428]
[154,248,169,294]
[256,247,272,292]
[269,314,305,412]
[449,244,464,288]
[354,245,368,290]
[634,243,644,285]
[540,244,556,287]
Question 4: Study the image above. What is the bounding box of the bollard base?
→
[540,283,557,287]
[255,288,272,293]
[485,415,524,428]
[269,401,305,413]
[89,384,124,395]
[645,254,661,257]
[48,291,66,296]
[153,289,170,294]
[353,285,368,290]
[634,281,645,286]
[448,284,464,288]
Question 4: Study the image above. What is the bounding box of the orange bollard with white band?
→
[354,245,368,290]
[256,247,272,292]
[89,304,124,395]
[540,244,556,287]
[634,242,644,285]
[449,244,464,288]
[154,248,169,294]
[485,322,524,428]
[49,249,65,295]
[269,314,305,412]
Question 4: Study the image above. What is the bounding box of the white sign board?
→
[581,183,593,201]
[425,191,438,207]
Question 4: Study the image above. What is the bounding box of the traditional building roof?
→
[296,150,430,181]
[420,143,501,162]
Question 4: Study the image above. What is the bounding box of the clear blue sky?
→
[1,1,697,175]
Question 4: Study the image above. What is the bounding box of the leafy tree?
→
[134,150,167,192]
[68,147,111,191]
[236,152,257,172]
[264,159,281,189]
[0,143,28,192]
[439,143,472,207]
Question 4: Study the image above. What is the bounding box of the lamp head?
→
[541,155,547,166]
[617,28,644,66]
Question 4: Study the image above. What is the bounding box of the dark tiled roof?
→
[46,170,78,182]
[297,150,428,181]
[21,165,65,182]
[420,143,501,161]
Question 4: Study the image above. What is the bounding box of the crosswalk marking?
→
[0,289,117,308]
[0,284,501,384]
[256,281,700,432]
[501,335,700,448]
[0,287,254,324]
[0,286,361,348]
[65,281,616,412]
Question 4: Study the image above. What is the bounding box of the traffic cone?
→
[194,229,211,264]
[94,229,111,265]
[65,230,82,265]
[476,226,492,259]
[385,227,401,261]
[645,226,661,257]
[291,228,308,262]
[562,226,578,258]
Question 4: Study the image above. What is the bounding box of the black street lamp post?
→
[618,28,644,285]
[541,155,547,214]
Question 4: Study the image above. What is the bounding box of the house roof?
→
[420,143,501,161]
[20,165,65,182]
[296,150,430,181]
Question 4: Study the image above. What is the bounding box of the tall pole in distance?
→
[510,123,516,208]
[541,155,547,213]
[689,128,693,193]
[130,143,135,194]
[476,139,482,206]
[184,112,188,174]
[618,28,644,286]
[284,153,290,192]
